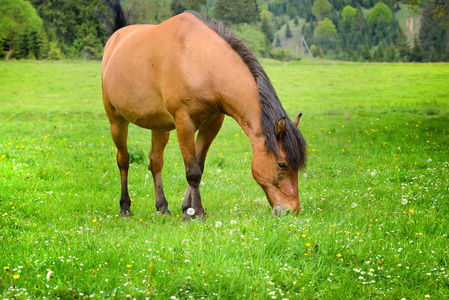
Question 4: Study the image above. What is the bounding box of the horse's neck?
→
[223,92,266,153]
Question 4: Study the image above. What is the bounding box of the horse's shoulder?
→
[110,25,152,41]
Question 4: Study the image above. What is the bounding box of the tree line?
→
[0,0,447,62]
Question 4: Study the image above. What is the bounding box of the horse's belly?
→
[115,102,175,131]
[104,60,176,131]
[133,110,175,131]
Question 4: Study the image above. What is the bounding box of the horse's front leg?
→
[182,115,225,218]
[175,117,205,220]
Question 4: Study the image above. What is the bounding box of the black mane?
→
[187,11,307,170]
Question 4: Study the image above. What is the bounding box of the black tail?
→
[97,0,129,35]
[107,0,128,32]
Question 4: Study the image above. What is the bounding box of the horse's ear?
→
[292,113,303,128]
[275,117,286,138]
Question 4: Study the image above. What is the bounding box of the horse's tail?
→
[99,0,129,34]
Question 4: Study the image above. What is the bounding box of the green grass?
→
[1,60,448,299]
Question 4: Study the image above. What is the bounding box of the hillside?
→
[1,0,447,62]
[395,4,422,43]
[274,4,423,57]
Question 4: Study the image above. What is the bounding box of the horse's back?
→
[102,12,255,131]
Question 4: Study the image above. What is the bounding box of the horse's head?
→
[251,114,304,215]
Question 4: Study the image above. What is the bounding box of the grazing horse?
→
[101,11,307,219]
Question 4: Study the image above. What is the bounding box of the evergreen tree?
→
[171,0,206,16]
[396,31,411,62]
[385,44,397,62]
[361,43,371,61]
[410,36,424,62]
[214,0,259,26]
[374,16,388,45]
[419,8,449,62]
[285,22,292,38]
[275,34,281,47]
[373,42,384,62]
[260,14,274,44]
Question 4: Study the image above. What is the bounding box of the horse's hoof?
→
[158,207,172,216]
[182,211,206,222]
[119,209,133,217]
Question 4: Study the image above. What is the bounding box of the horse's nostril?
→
[273,205,291,216]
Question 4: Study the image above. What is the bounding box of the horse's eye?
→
[277,163,288,170]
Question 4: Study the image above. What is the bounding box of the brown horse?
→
[101,11,307,219]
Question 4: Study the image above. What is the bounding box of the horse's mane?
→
[187,11,307,170]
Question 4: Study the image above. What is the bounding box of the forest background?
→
[0,0,448,62]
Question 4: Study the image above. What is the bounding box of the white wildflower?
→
[46,270,53,281]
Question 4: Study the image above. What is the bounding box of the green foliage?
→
[341,5,356,23]
[171,0,207,15]
[1,0,446,62]
[310,44,324,58]
[270,48,300,61]
[234,23,267,56]
[47,41,63,60]
[368,2,393,25]
[214,0,259,25]
[29,0,109,59]
[312,0,332,20]
[2,60,449,298]
[402,0,449,27]
[0,0,43,61]
[260,9,273,24]
[310,44,318,56]
[313,17,337,51]
[124,0,172,24]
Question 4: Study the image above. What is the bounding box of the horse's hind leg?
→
[109,117,132,216]
[149,130,171,216]
[182,114,225,220]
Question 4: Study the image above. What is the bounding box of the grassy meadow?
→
[1,59,448,299]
